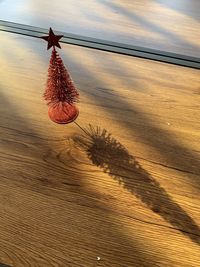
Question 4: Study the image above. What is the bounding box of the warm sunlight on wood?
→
[0,30,200,266]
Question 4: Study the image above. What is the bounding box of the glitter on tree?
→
[40,28,79,124]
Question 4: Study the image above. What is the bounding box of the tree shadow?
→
[73,124,200,245]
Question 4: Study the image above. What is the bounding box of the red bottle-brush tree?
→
[40,28,79,124]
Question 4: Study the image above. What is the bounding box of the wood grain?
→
[0,31,200,266]
[0,0,200,57]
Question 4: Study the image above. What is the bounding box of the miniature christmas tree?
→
[40,28,79,124]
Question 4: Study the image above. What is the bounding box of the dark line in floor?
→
[0,20,200,69]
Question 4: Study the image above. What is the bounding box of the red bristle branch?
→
[44,49,79,105]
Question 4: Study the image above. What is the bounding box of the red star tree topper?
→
[40,28,79,124]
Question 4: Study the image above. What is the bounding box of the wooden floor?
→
[0,30,200,266]
[0,0,200,57]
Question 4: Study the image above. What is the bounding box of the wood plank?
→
[0,31,200,266]
[0,0,200,57]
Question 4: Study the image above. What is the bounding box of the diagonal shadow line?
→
[101,0,200,54]
[73,124,200,245]
[0,87,159,265]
